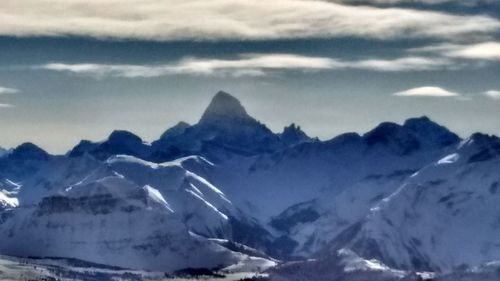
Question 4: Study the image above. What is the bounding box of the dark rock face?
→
[227,216,275,255]
[403,116,460,147]
[8,143,50,161]
[36,191,146,216]
[280,123,312,147]
[68,130,150,161]
[364,122,422,155]
[68,140,99,157]
[0,143,51,181]
[151,91,288,161]
[467,133,500,163]
[199,91,252,124]
[270,201,320,233]
[71,91,311,162]
[363,117,460,156]
[159,122,190,140]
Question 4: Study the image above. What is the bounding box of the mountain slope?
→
[330,134,500,272]
[207,117,460,257]
[1,90,499,276]
[0,154,271,271]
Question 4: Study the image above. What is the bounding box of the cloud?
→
[1,0,498,41]
[348,57,452,71]
[446,42,500,60]
[331,0,496,6]
[0,87,19,94]
[38,54,453,78]
[411,42,500,61]
[393,86,460,97]
[0,86,17,108]
[484,90,500,100]
[40,54,340,78]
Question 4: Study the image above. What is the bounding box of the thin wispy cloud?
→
[484,90,500,100]
[411,42,500,61]
[1,0,498,41]
[348,57,452,71]
[38,54,453,78]
[40,54,340,78]
[0,86,17,108]
[393,86,461,97]
[332,0,496,6]
[0,87,19,94]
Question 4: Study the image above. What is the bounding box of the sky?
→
[0,0,499,154]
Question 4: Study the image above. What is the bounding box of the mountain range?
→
[1,91,499,280]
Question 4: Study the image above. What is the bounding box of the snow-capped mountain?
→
[328,133,500,272]
[0,153,272,271]
[267,248,411,281]
[209,116,459,257]
[1,90,499,278]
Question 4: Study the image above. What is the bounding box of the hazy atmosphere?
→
[1,0,499,153]
[2,2,500,281]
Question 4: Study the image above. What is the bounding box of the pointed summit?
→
[199,91,252,124]
[280,123,312,146]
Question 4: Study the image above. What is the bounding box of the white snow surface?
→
[340,134,500,272]
[1,92,498,277]
[0,154,265,271]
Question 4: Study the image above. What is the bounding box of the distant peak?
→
[159,121,191,140]
[469,133,500,145]
[364,117,460,152]
[108,130,143,144]
[214,90,234,99]
[280,123,311,146]
[284,123,298,131]
[175,121,190,128]
[9,142,50,160]
[199,91,252,124]
[282,123,309,138]
[403,116,433,128]
[403,116,460,146]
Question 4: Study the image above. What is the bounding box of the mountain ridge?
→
[0,90,499,278]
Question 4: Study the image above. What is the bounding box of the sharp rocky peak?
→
[199,91,253,124]
[280,123,312,146]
